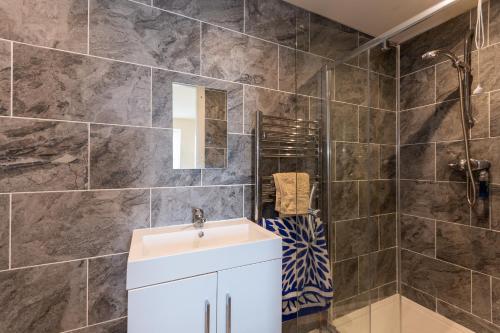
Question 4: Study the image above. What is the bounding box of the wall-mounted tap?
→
[192,208,207,238]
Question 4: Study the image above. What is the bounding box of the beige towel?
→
[273,173,310,216]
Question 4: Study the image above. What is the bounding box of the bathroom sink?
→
[127,218,282,289]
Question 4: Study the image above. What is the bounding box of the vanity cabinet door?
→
[217,260,282,333]
[128,273,217,333]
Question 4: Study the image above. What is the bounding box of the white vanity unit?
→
[127,218,282,333]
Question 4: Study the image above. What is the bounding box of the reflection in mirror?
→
[172,83,228,169]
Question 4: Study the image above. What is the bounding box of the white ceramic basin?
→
[127,218,282,290]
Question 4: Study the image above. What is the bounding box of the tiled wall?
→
[400,1,500,331]
[0,0,372,332]
[329,44,398,318]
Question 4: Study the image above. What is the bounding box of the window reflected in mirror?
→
[172,83,228,169]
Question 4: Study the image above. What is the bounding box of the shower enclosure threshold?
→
[329,295,474,333]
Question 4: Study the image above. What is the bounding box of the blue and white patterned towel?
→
[260,215,334,321]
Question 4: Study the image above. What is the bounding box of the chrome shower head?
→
[422,49,462,67]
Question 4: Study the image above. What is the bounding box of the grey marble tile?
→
[309,13,358,60]
[332,258,358,301]
[243,86,308,135]
[471,93,490,139]
[332,181,358,221]
[490,0,500,46]
[0,0,87,53]
[202,24,278,89]
[0,261,86,332]
[359,107,396,145]
[433,100,466,142]
[399,12,470,76]
[400,180,435,219]
[492,184,500,232]
[205,148,226,169]
[205,89,227,121]
[437,300,500,333]
[400,67,436,110]
[152,185,243,227]
[360,180,397,216]
[88,254,127,324]
[72,318,127,333]
[244,185,254,220]
[401,180,470,224]
[336,143,379,181]
[434,182,470,224]
[14,44,151,126]
[494,278,500,325]
[90,0,200,73]
[380,145,396,179]
[400,143,436,180]
[90,124,201,189]
[0,118,88,192]
[152,69,243,133]
[491,90,500,138]
[245,0,307,49]
[436,59,460,103]
[480,43,500,92]
[402,249,471,311]
[335,64,369,106]
[0,40,10,116]
[153,0,244,32]
[379,214,396,249]
[472,272,492,321]
[201,134,253,185]
[379,76,396,111]
[437,222,500,276]
[205,119,227,148]
[331,102,358,142]
[400,106,436,145]
[401,284,436,311]
[359,248,397,292]
[335,218,378,260]
[0,195,8,270]
[279,47,330,97]
[11,190,149,267]
[401,214,435,257]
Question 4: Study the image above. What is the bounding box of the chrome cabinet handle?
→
[226,294,232,333]
[205,301,210,333]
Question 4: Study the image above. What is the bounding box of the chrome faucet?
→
[192,208,206,237]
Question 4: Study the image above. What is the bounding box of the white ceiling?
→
[284,0,477,42]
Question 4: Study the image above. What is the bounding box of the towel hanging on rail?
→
[273,173,310,216]
[260,215,334,321]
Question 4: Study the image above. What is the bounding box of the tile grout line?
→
[60,316,128,333]
[87,124,91,190]
[86,259,89,326]
[8,194,12,270]
[401,212,500,233]
[402,247,499,278]
[0,183,254,196]
[150,67,153,127]
[490,275,493,322]
[470,270,473,314]
[10,41,13,117]
[3,251,130,273]
[199,21,202,76]
[149,188,152,228]
[87,0,90,55]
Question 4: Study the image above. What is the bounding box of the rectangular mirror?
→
[172,83,228,169]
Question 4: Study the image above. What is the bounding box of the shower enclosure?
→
[257,0,499,332]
